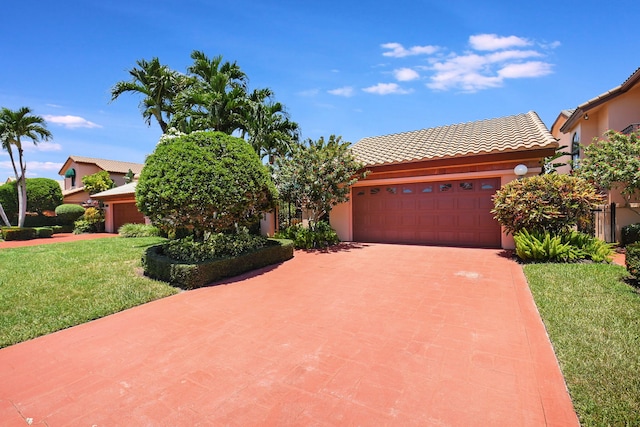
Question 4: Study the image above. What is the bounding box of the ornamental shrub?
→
[626,242,640,278]
[55,204,85,225]
[492,174,604,235]
[621,223,640,247]
[514,229,613,263]
[1,227,36,241]
[0,178,62,224]
[73,207,104,234]
[275,220,340,249]
[118,223,161,238]
[136,131,276,238]
[162,228,270,262]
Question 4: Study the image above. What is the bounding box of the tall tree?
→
[172,51,249,134]
[0,107,52,227]
[111,57,184,133]
[242,88,300,162]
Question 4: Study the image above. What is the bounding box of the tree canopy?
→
[82,170,116,195]
[274,135,367,224]
[136,131,276,237]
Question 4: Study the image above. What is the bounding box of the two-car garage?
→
[352,177,502,248]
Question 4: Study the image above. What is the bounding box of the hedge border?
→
[142,238,294,289]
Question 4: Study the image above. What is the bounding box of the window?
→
[480,182,495,190]
[439,183,452,192]
[459,182,473,191]
[370,188,380,195]
[571,132,580,169]
[386,187,397,194]
[402,187,413,194]
[421,185,433,193]
[356,190,365,196]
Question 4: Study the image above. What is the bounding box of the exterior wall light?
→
[514,164,528,178]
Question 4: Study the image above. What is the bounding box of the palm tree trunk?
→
[16,148,27,228]
[0,203,11,226]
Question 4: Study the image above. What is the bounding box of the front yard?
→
[0,237,178,348]
[524,263,640,426]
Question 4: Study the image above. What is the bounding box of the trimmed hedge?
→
[621,223,640,247]
[34,227,53,238]
[54,204,85,225]
[626,242,640,278]
[142,238,294,289]
[1,227,37,241]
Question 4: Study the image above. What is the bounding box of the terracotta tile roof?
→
[351,111,557,166]
[58,156,144,175]
[560,67,640,133]
[92,182,137,199]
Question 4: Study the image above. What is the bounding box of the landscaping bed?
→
[142,238,294,289]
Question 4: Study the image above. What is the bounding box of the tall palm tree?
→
[111,57,184,133]
[171,51,250,134]
[242,89,300,162]
[0,107,52,227]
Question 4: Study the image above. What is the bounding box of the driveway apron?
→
[0,244,578,426]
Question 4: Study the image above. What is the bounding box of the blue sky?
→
[1,0,637,181]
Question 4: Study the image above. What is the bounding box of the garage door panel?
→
[353,178,501,247]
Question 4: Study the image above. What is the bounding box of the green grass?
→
[524,263,640,426]
[0,237,178,348]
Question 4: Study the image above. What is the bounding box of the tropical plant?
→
[514,229,614,263]
[110,57,186,133]
[136,131,276,238]
[171,51,249,134]
[118,223,160,238]
[0,107,52,228]
[542,144,571,174]
[73,207,104,234]
[81,170,115,195]
[275,221,340,249]
[274,135,367,224]
[576,130,640,213]
[492,173,604,235]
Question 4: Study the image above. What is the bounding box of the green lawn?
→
[524,263,640,426]
[0,237,178,348]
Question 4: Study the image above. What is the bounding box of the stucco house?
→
[329,111,558,249]
[58,156,144,205]
[551,67,640,240]
[91,182,147,233]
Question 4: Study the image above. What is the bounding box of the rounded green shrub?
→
[136,131,276,237]
[25,178,63,214]
[55,204,85,225]
[492,174,604,235]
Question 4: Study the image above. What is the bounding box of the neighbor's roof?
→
[58,156,144,176]
[91,182,137,199]
[351,111,557,166]
[560,67,640,133]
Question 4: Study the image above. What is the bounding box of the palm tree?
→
[0,107,52,227]
[242,89,300,162]
[171,51,250,134]
[111,57,184,133]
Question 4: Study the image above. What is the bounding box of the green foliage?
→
[621,223,640,246]
[136,131,276,237]
[54,204,85,225]
[73,207,104,234]
[0,182,17,221]
[162,228,270,263]
[542,145,571,174]
[118,223,161,238]
[625,242,640,278]
[492,174,604,235]
[34,227,53,238]
[25,178,63,214]
[576,130,640,205]
[1,227,36,241]
[514,229,614,263]
[81,170,115,195]
[274,135,367,223]
[142,239,294,289]
[275,221,340,249]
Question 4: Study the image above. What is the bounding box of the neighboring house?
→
[551,67,640,241]
[58,156,144,205]
[91,182,147,233]
[329,111,558,250]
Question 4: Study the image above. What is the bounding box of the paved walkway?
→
[0,232,118,249]
[0,244,578,426]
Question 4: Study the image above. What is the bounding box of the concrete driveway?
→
[0,244,578,426]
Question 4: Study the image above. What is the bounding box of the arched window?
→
[571,133,580,169]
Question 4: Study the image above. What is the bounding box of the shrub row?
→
[118,223,161,238]
[514,229,614,263]
[0,226,55,241]
[142,238,294,289]
[621,223,640,246]
[162,231,270,263]
[274,221,340,249]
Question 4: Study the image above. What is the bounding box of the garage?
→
[113,202,145,231]
[352,177,501,247]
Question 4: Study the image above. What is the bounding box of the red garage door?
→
[113,203,145,231]
[352,178,501,248]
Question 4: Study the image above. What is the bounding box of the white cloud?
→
[498,61,553,78]
[382,42,439,58]
[44,115,102,129]
[469,34,531,51]
[328,86,355,97]
[297,88,320,97]
[23,141,63,152]
[394,68,420,81]
[1,160,63,172]
[362,83,413,95]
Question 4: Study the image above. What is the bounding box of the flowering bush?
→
[492,174,603,235]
